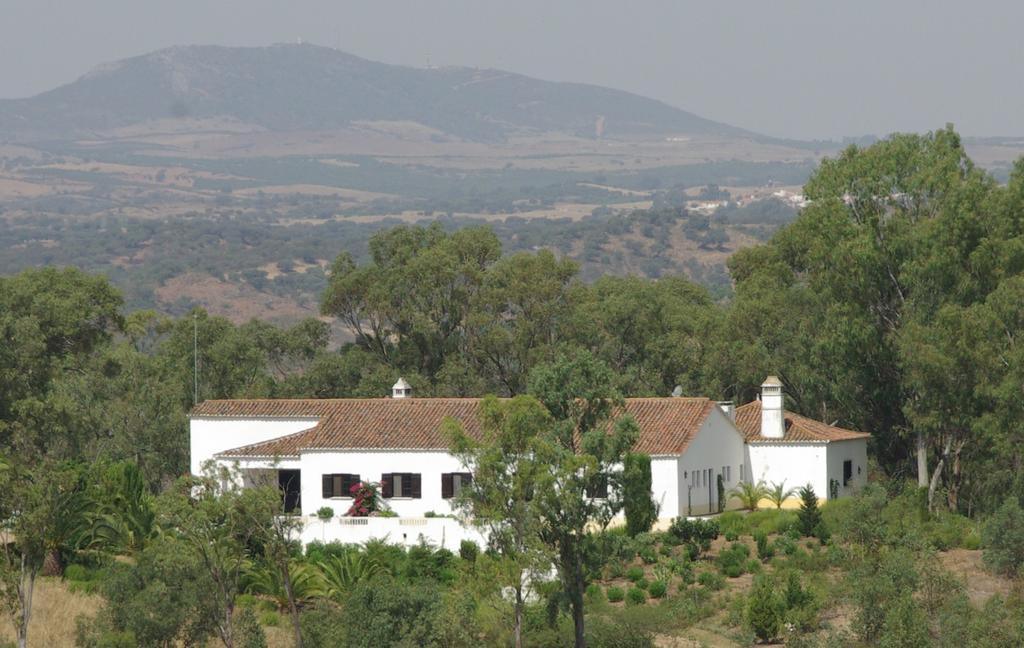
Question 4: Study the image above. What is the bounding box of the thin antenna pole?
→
[193,313,199,405]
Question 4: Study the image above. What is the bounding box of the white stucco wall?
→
[190,417,318,475]
[650,457,680,519]
[826,439,869,498]
[746,443,827,502]
[299,449,468,518]
[677,408,748,516]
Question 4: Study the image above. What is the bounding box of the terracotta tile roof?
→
[734,401,871,444]
[192,397,719,458]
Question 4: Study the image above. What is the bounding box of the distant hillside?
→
[0,43,750,142]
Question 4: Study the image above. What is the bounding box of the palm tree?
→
[318,553,386,601]
[243,560,325,610]
[729,480,770,511]
[766,481,799,510]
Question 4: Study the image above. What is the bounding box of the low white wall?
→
[651,457,680,519]
[190,417,317,475]
[298,516,487,550]
[300,449,469,518]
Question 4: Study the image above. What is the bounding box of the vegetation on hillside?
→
[3,128,1024,645]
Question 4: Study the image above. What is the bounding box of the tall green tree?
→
[527,350,639,648]
[446,395,552,648]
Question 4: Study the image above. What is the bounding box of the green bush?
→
[315,506,334,520]
[724,530,739,541]
[746,559,762,574]
[605,560,626,579]
[300,603,347,648]
[754,531,774,561]
[626,566,645,582]
[257,611,281,627]
[624,453,658,536]
[983,498,1024,577]
[698,571,725,591]
[585,617,655,648]
[459,540,479,563]
[638,546,658,564]
[648,580,667,599]
[607,586,625,602]
[586,583,605,601]
[235,607,268,648]
[626,587,648,606]
[747,575,783,642]
[64,564,91,581]
[635,577,650,591]
[667,518,719,550]
[717,542,751,578]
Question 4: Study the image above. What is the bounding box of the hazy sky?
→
[2,0,1021,139]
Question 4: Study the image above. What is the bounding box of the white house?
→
[189,376,869,547]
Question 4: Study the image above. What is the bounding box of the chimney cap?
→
[762,375,783,387]
[392,377,412,398]
[392,377,411,390]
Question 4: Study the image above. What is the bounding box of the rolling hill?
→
[0,43,751,142]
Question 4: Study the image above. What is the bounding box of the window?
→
[843,460,853,487]
[381,473,421,499]
[441,472,472,499]
[321,473,360,498]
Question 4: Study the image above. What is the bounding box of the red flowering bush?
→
[346,481,382,517]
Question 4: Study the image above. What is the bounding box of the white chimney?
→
[717,401,735,421]
[760,375,785,438]
[392,377,411,399]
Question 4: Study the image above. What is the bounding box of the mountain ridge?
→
[0,43,754,143]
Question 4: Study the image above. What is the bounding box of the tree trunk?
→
[514,582,524,648]
[16,556,36,648]
[281,560,304,648]
[927,436,953,512]
[571,568,586,648]
[916,431,928,488]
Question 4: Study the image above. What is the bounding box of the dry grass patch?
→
[0,577,101,647]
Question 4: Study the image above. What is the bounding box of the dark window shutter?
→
[441,473,453,499]
[411,473,422,499]
[381,474,393,498]
[322,474,333,499]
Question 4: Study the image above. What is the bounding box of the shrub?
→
[746,559,762,574]
[731,480,770,511]
[797,485,823,538]
[235,607,268,648]
[624,453,658,536]
[586,617,655,648]
[626,566,645,582]
[635,577,650,591]
[586,583,605,601]
[698,571,725,591]
[258,611,280,627]
[667,518,719,553]
[754,531,774,561]
[638,546,658,564]
[724,530,739,542]
[747,575,783,642]
[717,541,751,578]
[315,506,334,520]
[605,560,626,579]
[626,587,648,606]
[64,564,91,581]
[458,540,479,563]
[301,603,347,648]
[648,580,667,599]
[607,586,625,603]
[983,498,1024,577]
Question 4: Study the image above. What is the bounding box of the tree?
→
[623,453,657,536]
[982,498,1024,577]
[527,350,640,648]
[0,462,88,648]
[446,395,552,648]
[766,481,798,510]
[730,480,769,511]
[797,485,823,538]
[157,465,279,648]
